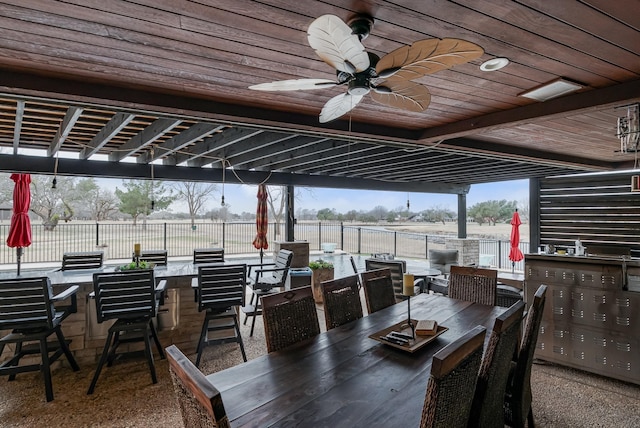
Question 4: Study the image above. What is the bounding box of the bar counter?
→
[525,253,640,385]
[0,261,246,366]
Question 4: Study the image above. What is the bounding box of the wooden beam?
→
[109,118,182,161]
[418,80,640,143]
[0,153,471,194]
[48,106,83,156]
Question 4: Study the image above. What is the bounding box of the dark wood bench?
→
[61,251,104,270]
[193,248,224,264]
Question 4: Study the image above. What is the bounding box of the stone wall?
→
[445,238,480,266]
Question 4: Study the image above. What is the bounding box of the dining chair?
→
[321,275,363,330]
[427,249,459,278]
[420,325,486,428]
[469,300,526,428]
[166,344,231,428]
[261,286,320,353]
[448,265,498,305]
[137,249,168,266]
[349,255,363,288]
[242,249,294,337]
[193,247,225,264]
[504,284,548,428]
[61,251,104,270]
[0,277,80,402]
[192,264,247,367]
[87,269,167,394]
[364,258,423,301]
[361,268,395,314]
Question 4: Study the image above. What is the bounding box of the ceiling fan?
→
[249,14,484,123]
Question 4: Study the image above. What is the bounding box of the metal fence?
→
[0,221,529,271]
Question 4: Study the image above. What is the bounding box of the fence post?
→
[340,222,344,251]
[357,227,361,254]
[425,234,428,259]
[394,231,397,256]
[497,240,502,269]
[223,222,226,248]
[163,222,167,250]
[95,223,99,246]
[318,222,322,251]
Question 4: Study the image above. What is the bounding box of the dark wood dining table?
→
[205,293,508,427]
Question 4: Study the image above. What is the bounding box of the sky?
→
[99,177,530,214]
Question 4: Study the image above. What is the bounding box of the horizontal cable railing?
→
[0,221,528,272]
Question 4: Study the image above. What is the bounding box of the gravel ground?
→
[1,304,638,428]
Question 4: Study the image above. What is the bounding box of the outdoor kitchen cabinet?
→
[525,254,640,385]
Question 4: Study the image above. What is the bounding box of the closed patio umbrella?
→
[509,209,524,273]
[252,184,269,264]
[6,173,32,275]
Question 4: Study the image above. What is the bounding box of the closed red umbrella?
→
[6,173,32,275]
[509,209,524,273]
[252,184,269,263]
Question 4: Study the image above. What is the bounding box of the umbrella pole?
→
[512,261,515,274]
[16,247,22,276]
[260,248,264,264]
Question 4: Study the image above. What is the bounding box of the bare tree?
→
[172,181,218,227]
[266,185,286,238]
[30,175,76,230]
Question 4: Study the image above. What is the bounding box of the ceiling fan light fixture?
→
[518,77,583,102]
[348,75,371,96]
[480,57,509,71]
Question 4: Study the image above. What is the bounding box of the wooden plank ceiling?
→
[0,0,638,194]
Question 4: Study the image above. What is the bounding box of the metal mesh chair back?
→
[167,345,231,428]
[448,266,498,305]
[193,247,225,264]
[92,270,157,323]
[321,275,363,330]
[470,300,526,428]
[361,268,395,314]
[504,284,548,427]
[262,286,320,353]
[420,326,486,428]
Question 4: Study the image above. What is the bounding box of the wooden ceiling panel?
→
[0,1,638,192]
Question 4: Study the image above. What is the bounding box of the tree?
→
[266,185,286,238]
[115,180,174,225]
[468,200,517,225]
[29,175,76,230]
[73,178,119,221]
[316,208,337,221]
[422,205,456,224]
[370,205,388,221]
[344,209,358,222]
[172,181,217,227]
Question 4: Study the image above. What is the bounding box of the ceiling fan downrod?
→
[347,14,374,40]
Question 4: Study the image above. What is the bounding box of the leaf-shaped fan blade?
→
[319,93,364,123]
[376,38,484,81]
[249,78,337,91]
[370,80,431,112]
[307,15,370,73]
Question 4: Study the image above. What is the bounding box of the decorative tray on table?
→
[369,319,448,353]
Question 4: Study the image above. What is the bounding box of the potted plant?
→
[115,260,156,271]
[309,259,334,303]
